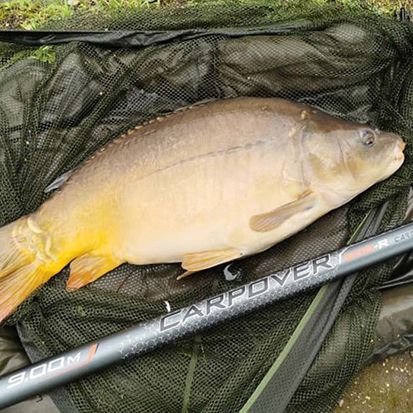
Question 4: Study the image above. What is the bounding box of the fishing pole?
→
[1,220,413,409]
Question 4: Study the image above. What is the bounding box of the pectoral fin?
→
[250,190,315,232]
[179,247,243,278]
[66,253,121,291]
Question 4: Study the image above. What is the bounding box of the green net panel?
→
[0,3,413,413]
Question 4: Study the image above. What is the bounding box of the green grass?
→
[0,0,73,29]
[0,0,159,29]
[0,0,411,30]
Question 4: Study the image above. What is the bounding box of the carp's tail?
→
[0,217,57,323]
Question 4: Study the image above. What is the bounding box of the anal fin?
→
[67,253,121,291]
[180,247,242,278]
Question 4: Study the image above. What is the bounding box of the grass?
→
[0,0,159,29]
[0,0,73,29]
[0,0,411,30]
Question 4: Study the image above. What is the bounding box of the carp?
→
[0,97,405,321]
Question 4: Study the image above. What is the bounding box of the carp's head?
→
[301,109,405,206]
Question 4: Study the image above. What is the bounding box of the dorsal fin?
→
[121,98,221,136]
[45,98,223,194]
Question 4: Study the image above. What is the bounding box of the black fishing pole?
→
[1,221,413,409]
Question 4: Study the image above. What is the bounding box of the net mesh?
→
[0,3,413,413]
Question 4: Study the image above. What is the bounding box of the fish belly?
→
[116,138,324,265]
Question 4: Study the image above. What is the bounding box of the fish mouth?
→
[394,151,405,163]
[395,153,405,161]
[393,138,406,162]
[398,139,406,152]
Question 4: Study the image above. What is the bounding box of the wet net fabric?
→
[1,4,413,413]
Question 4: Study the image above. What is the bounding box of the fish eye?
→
[360,129,376,147]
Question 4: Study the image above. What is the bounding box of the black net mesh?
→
[1,3,413,413]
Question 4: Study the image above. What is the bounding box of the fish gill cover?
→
[0,1,413,412]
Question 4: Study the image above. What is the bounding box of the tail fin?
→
[0,218,54,322]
